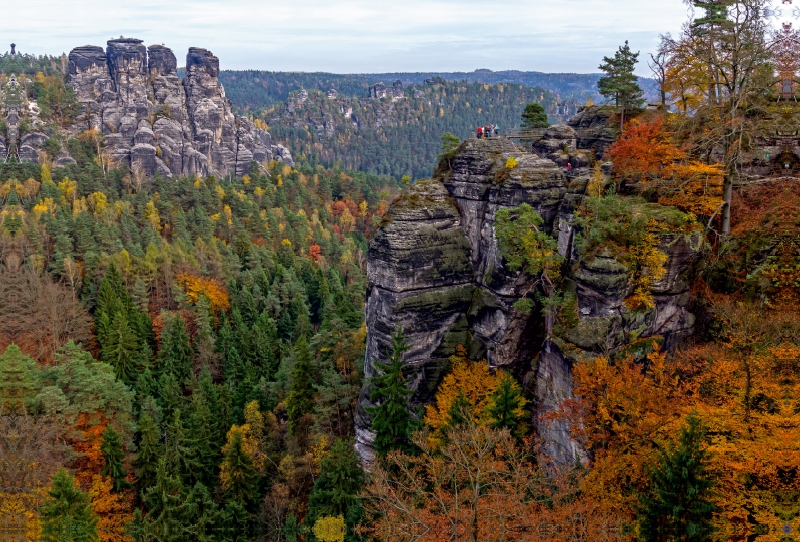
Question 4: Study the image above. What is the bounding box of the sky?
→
[4,0,693,74]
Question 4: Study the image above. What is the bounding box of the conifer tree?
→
[598,40,645,132]
[158,313,193,382]
[136,412,161,493]
[40,468,99,542]
[485,373,529,437]
[220,429,258,505]
[102,311,140,384]
[367,328,414,456]
[136,458,189,541]
[638,413,719,541]
[306,439,364,541]
[100,425,130,492]
[286,336,315,434]
[521,103,550,130]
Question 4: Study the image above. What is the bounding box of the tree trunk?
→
[722,175,733,235]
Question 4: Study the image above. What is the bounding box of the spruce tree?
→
[598,40,645,132]
[100,426,130,492]
[158,313,193,382]
[306,439,364,541]
[40,468,99,542]
[486,373,529,437]
[638,413,719,541]
[367,328,414,456]
[136,412,161,493]
[220,429,258,505]
[286,336,315,434]
[102,311,140,384]
[137,458,189,541]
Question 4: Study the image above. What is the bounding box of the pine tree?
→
[220,429,258,505]
[598,40,645,132]
[367,328,414,456]
[521,103,550,130]
[306,439,364,542]
[485,373,529,437]
[136,412,161,493]
[100,426,130,492]
[40,468,99,542]
[638,413,719,541]
[286,336,315,434]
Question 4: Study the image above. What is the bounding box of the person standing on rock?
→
[477,126,483,139]
[566,162,573,176]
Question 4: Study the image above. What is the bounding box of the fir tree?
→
[598,40,645,132]
[306,439,364,542]
[286,336,315,434]
[100,425,130,492]
[40,468,99,542]
[367,328,414,456]
[638,413,719,541]
[486,373,529,437]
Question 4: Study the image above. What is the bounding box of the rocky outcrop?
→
[355,138,703,465]
[55,39,293,178]
[567,105,618,158]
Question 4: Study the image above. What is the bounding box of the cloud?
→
[5,0,689,73]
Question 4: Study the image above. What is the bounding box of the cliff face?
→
[12,39,292,178]
[355,138,703,465]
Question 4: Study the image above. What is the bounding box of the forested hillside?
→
[256,80,579,179]
[0,137,397,540]
[218,70,657,111]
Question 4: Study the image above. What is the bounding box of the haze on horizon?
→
[5,0,691,75]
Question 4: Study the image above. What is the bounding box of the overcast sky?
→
[5,0,692,74]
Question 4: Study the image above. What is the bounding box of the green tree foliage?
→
[367,328,414,456]
[598,40,646,131]
[136,412,161,493]
[40,468,99,542]
[306,439,364,542]
[638,413,719,541]
[220,429,258,506]
[485,373,529,437]
[157,313,193,383]
[100,425,130,492]
[495,203,564,333]
[521,103,550,130]
[286,336,315,434]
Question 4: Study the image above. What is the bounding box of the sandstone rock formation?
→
[16,39,292,178]
[355,138,703,465]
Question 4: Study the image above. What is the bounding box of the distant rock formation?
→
[369,80,404,100]
[12,39,292,178]
[64,40,293,178]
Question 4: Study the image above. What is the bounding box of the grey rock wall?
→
[355,138,702,466]
[58,39,293,178]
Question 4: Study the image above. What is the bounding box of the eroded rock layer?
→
[355,138,702,465]
[63,39,292,178]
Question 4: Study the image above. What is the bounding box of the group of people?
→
[476,124,499,138]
